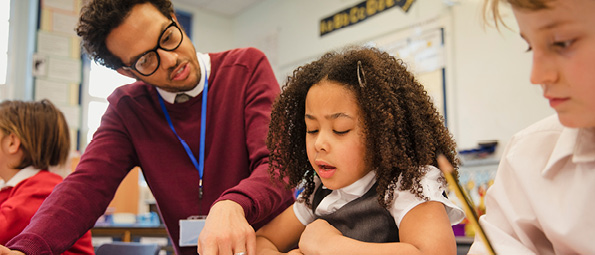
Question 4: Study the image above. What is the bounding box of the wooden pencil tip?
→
[437,154,454,175]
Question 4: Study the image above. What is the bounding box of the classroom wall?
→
[172,1,235,54]
[225,0,555,155]
[449,0,554,153]
[5,0,556,157]
[4,0,37,101]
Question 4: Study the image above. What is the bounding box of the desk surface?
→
[93,224,166,229]
[91,224,173,253]
[91,225,168,242]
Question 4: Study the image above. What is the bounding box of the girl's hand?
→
[298,219,343,254]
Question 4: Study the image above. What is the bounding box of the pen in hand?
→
[437,154,496,255]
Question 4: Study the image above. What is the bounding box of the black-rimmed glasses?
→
[122,20,183,76]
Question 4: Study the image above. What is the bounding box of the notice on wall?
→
[51,12,79,36]
[40,0,81,36]
[374,27,446,117]
[375,27,445,74]
[36,0,82,147]
[47,56,81,83]
[58,105,81,129]
[43,0,76,12]
[37,31,72,57]
[35,79,71,105]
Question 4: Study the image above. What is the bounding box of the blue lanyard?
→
[157,58,208,199]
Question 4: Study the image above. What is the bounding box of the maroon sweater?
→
[7,48,294,255]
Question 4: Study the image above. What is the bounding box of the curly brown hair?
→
[267,46,459,208]
[76,0,174,70]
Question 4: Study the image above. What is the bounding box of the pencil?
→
[437,154,496,255]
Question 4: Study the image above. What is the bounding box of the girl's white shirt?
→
[293,165,465,227]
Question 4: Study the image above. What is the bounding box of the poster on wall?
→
[37,31,72,57]
[47,56,81,83]
[43,0,76,12]
[51,12,79,36]
[376,28,444,74]
[374,27,447,121]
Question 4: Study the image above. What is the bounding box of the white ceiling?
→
[172,0,267,17]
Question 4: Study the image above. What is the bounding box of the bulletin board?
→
[276,24,448,123]
[35,0,83,152]
[373,27,447,122]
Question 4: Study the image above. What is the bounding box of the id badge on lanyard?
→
[158,55,209,246]
[179,216,206,247]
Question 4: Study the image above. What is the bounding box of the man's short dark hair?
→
[76,0,174,70]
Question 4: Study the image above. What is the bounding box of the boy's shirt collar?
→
[543,127,595,178]
[573,127,595,163]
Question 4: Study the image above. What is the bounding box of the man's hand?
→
[0,245,24,255]
[197,200,255,255]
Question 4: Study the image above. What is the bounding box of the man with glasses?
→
[0,0,293,255]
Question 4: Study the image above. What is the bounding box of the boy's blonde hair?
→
[0,99,70,169]
[484,0,553,28]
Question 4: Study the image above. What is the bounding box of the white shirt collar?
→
[314,170,377,216]
[323,170,377,200]
[573,127,595,163]
[543,127,595,178]
[156,52,211,104]
[0,166,41,189]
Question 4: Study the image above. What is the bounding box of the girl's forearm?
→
[256,236,284,255]
[302,234,454,255]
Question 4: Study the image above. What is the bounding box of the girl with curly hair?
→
[255,47,464,255]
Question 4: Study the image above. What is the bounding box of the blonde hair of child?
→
[483,0,553,29]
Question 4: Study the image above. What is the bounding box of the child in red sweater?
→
[0,99,94,254]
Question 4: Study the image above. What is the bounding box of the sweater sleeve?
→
[0,173,59,244]
[6,103,138,254]
[214,48,294,227]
